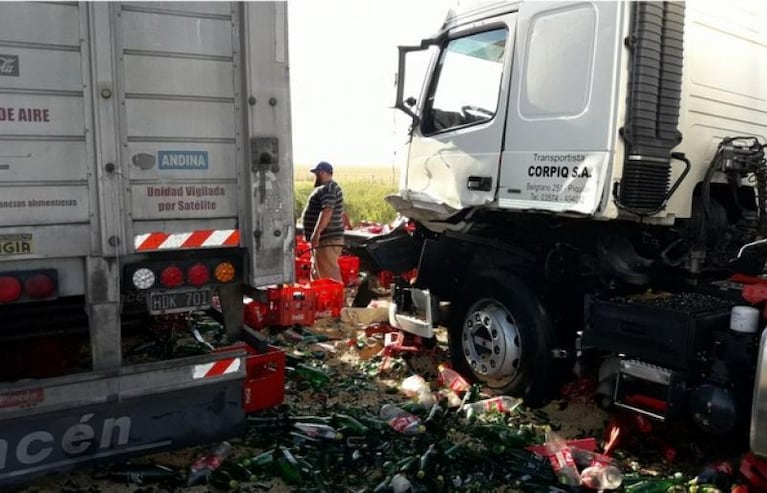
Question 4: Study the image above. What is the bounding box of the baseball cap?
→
[310,161,333,174]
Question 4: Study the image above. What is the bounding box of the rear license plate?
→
[148,288,211,315]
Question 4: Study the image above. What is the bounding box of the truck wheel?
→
[448,275,555,405]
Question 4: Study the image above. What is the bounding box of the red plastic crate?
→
[339,255,360,286]
[295,257,312,284]
[267,284,315,326]
[378,270,394,287]
[310,278,345,318]
[244,300,269,330]
[741,453,767,492]
[214,343,285,413]
[295,237,311,259]
[377,269,418,287]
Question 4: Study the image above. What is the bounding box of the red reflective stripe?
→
[205,358,234,377]
[182,230,213,248]
[136,230,240,251]
[223,230,240,246]
[138,233,170,251]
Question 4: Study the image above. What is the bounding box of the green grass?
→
[295,168,399,225]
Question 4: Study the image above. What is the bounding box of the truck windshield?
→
[422,28,507,135]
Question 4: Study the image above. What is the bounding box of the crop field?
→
[294,165,400,225]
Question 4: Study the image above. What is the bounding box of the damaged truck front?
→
[0,2,293,484]
[376,0,767,455]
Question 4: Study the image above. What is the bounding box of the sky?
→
[287,0,453,169]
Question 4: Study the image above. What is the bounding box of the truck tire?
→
[448,274,555,405]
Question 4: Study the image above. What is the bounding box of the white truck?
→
[380,0,767,454]
[0,1,293,484]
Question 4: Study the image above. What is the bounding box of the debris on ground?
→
[20,279,765,492]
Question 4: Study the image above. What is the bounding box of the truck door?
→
[402,14,517,214]
[498,2,624,215]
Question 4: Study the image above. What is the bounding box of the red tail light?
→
[160,266,184,288]
[25,273,55,299]
[0,276,22,303]
[187,263,210,287]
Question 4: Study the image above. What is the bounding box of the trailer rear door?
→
[108,2,293,285]
[0,3,95,272]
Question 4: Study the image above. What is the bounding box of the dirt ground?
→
[16,300,753,493]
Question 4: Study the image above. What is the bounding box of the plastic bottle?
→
[462,395,523,415]
[437,363,471,393]
[379,403,426,434]
[437,388,464,408]
[542,431,582,487]
[294,422,342,440]
[580,464,623,491]
[400,375,437,410]
[187,441,233,485]
[390,473,413,493]
[571,446,618,469]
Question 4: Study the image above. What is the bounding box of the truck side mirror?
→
[395,37,441,125]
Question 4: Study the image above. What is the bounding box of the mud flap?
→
[0,379,245,486]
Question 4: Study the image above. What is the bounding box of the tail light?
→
[25,273,55,299]
[126,259,238,292]
[0,276,22,303]
[187,263,210,287]
[160,266,184,288]
[214,262,236,283]
[132,268,156,290]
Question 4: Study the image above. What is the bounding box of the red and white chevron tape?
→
[192,358,241,379]
[134,229,240,251]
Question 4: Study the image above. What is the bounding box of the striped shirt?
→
[302,180,344,242]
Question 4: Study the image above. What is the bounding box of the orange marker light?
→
[214,262,236,283]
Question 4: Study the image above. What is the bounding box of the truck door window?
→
[422,28,507,135]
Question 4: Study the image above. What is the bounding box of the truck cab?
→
[385,0,767,455]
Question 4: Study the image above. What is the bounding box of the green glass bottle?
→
[625,478,685,493]
[277,456,302,485]
[289,363,330,387]
[220,462,251,482]
[332,413,369,434]
[248,450,275,470]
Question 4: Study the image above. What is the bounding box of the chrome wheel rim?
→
[461,298,522,385]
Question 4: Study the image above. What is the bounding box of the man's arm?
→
[311,207,334,246]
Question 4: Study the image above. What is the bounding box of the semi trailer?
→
[0,1,293,484]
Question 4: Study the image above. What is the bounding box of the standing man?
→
[301,161,345,282]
